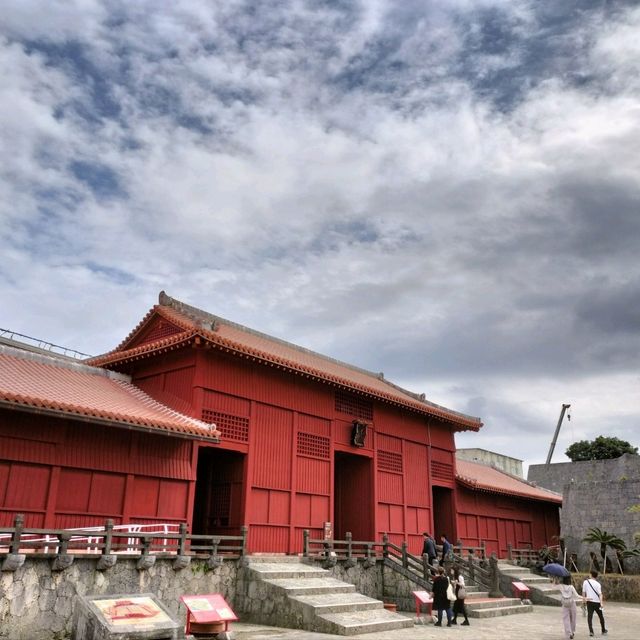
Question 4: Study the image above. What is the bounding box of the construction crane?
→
[545,403,571,466]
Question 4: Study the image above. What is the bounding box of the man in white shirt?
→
[582,570,607,637]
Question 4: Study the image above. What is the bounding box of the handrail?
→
[0,522,181,554]
[383,535,434,588]
[302,530,507,598]
[0,514,248,560]
[450,550,502,597]
[453,540,487,561]
[507,544,540,565]
[303,530,434,587]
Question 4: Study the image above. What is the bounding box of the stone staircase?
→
[496,560,562,606]
[462,581,533,618]
[465,595,533,618]
[239,556,414,635]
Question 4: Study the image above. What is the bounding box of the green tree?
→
[565,436,638,462]
[582,527,626,574]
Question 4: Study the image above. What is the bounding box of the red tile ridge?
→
[89,293,482,431]
[456,459,562,504]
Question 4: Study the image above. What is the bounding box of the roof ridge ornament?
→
[159,291,218,332]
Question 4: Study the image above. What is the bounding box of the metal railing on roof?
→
[0,328,92,360]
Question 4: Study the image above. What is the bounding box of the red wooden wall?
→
[455,485,560,556]
[126,346,463,554]
[0,408,196,530]
[0,329,560,557]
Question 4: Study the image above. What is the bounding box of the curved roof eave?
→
[90,328,482,431]
[456,475,563,505]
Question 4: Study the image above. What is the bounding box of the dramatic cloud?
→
[1,1,639,469]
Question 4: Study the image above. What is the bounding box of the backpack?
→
[561,589,574,608]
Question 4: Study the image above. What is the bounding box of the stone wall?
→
[0,557,238,640]
[528,454,640,494]
[319,559,425,612]
[0,555,430,639]
[528,454,640,573]
[322,560,382,601]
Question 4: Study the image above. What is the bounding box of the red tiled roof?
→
[0,346,220,440]
[88,292,483,431]
[456,458,562,504]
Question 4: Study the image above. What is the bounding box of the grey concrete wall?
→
[457,449,523,477]
[0,557,238,640]
[528,454,640,573]
[528,454,640,494]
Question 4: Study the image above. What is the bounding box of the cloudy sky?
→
[1,1,639,471]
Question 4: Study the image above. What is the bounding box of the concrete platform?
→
[228,602,640,640]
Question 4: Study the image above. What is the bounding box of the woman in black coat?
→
[451,566,470,625]
[430,566,453,626]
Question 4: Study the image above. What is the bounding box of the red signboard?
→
[412,590,433,618]
[512,581,530,599]
[180,594,237,624]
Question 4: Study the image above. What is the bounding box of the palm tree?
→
[582,527,626,574]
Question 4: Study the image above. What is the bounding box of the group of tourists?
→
[422,532,469,627]
[557,569,608,639]
[421,532,609,636]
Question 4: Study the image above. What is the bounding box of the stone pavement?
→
[229,603,640,640]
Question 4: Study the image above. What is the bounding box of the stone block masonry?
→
[316,559,426,612]
[528,454,640,573]
[0,557,238,640]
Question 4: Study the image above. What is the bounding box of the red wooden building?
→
[0,292,560,555]
[0,345,219,530]
[455,458,561,557]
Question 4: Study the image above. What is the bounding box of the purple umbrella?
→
[543,563,570,577]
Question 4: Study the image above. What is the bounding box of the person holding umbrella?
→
[543,563,579,639]
[559,575,581,639]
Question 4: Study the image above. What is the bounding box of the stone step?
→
[466,598,522,610]
[265,577,356,596]
[247,562,329,580]
[291,593,383,614]
[468,603,534,618]
[499,567,537,575]
[510,577,552,586]
[246,555,304,563]
[466,590,489,598]
[531,584,561,593]
[317,609,414,636]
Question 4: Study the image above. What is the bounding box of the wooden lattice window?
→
[138,320,182,345]
[378,450,403,474]
[431,461,454,482]
[335,389,373,421]
[297,432,330,459]
[201,409,249,443]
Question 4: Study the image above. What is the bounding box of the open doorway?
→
[193,447,245,536]
[432,486,455,544]
[334,452,373,541]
